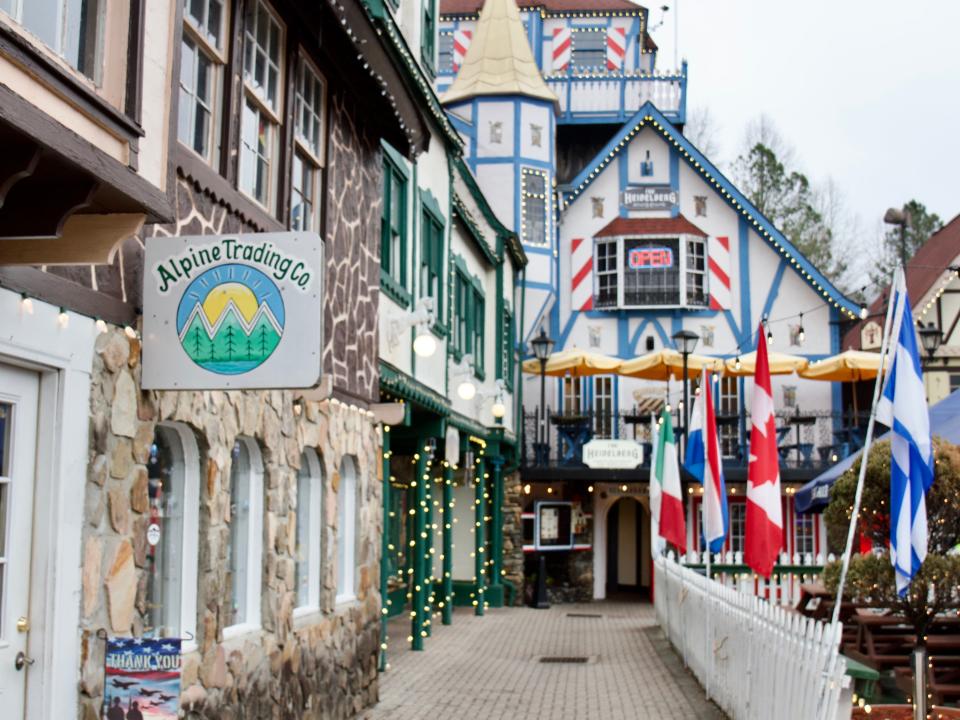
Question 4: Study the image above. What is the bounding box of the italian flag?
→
[654,409,687,552]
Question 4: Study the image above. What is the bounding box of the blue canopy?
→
[795,389,960,514]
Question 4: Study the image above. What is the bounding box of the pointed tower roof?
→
[441,0,557,106]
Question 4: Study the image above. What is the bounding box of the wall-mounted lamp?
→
[388,297,437,357]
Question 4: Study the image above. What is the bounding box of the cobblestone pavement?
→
[363,601,726,720]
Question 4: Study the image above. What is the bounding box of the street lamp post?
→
[672,329,700,456]
[530,328,555,466]
[883,206,910,269]
[918,321,943,367]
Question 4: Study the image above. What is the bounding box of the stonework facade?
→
[501,470,524,604]
[78,327,382,719]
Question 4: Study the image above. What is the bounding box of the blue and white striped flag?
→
[876,270,935,596]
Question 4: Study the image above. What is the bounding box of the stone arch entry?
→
[592,485,651,600]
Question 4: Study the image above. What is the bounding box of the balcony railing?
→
[545,64,687,125]
[521,406,871,474]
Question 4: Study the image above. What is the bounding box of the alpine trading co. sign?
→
[621,184,679,211]
[628,246,674,269]
[142,232,324,390]
[581,439,645,469]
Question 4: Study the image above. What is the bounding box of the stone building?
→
[0,0,433,718]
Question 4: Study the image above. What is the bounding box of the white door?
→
[0,364,39,718]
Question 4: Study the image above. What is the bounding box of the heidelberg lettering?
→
[155,237,313,293]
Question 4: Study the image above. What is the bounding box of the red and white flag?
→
[745,326,783,577]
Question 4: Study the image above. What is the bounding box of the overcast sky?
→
[650,0,959,279]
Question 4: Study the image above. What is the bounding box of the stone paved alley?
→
[364,602,725,720]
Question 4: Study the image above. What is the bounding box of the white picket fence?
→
[654,556,851,720]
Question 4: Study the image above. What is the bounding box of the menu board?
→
[535,501,573,551]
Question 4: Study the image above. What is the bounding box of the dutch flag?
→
[685,368,728,554]
[876,269,935,597]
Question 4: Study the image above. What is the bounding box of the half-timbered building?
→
[437,0,860,604]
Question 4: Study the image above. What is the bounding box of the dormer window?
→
[591,216,709,309]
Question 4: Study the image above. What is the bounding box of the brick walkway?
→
[363,602,726,719]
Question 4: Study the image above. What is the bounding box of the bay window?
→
[592,234,709,308]
[239,0,284,211]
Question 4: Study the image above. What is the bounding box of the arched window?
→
[295,449,323,612]
[336,456,358,604]
[225,437,264,634]
[145,424,201,645]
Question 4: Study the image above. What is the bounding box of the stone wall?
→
[77,329,382,719]
[501,470,524,605]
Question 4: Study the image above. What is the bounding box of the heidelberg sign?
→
[621,184,679,211]
[582,439,645,469]
[142,232,324,390]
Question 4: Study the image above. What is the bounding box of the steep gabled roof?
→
[441,0,558,105]
[595,215,706,238]
[441,0,644,15]
[562,102,860,319]
[844,214,960,349]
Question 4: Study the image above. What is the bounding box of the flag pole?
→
[817,267,900,720]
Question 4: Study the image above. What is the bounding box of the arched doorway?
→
[605,497,647,599]
[592,485,652,600]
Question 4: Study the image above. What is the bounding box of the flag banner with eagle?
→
[103,637,182,720]
[745,326,783,578]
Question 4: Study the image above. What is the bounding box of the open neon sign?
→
[628,247,673,269]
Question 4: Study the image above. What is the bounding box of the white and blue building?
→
[438,0,855,601]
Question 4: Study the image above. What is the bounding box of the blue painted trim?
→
[556,312,577,348]
[649,318,671,347]
[738,217,753,342]
[628,317,651,353]
[523,280,554,291]
[829,306,842,422]
[722,309,743,348]
[472,157,554,170]
[617,312,629,356]
[618,154,629,218]
[560,101,859,316]
[669,144,680,218]
[760,259,788,323]
[522,245,554,255]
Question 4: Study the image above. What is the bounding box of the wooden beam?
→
[0,265,136,325]
[0,142,40,207]
[0,177,98,238]
[0,83,172,221]
[0,213,145,265]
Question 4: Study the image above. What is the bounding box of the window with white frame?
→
[521,168,548,246]
[295,449,323,612]
[595,240,618,308]
[563,376,583,415]
[794,513,816,557]
[225,437,263,632]
[686,237,707,306]
[593,234,709,308]
[291,56,325,231]
[718,376,740,459]
[145,424,201,643]
[728,502,745,554]
[571,28,605,70]
[239,0,283,210]
[3,0,105,79]
[594,376,614,438]
[179,0,228,164]
[336,456,358,603]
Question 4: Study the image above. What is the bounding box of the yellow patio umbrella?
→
[618,349,724,381]
[724,351,809,377]
[797,350,884,382]
[520,347,622,377]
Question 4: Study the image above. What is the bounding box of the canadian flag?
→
[745,326,783,578]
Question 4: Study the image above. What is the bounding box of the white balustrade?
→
[546,73,684,118]
[655,555,850,720]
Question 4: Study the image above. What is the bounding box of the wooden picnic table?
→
[845,613,960,671]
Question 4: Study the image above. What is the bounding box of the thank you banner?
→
[103,637,182,719]
[142,232,324,389]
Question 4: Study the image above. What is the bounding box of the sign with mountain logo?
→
[142,232,323,389]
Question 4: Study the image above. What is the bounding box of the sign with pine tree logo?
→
[142,232,323,389]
